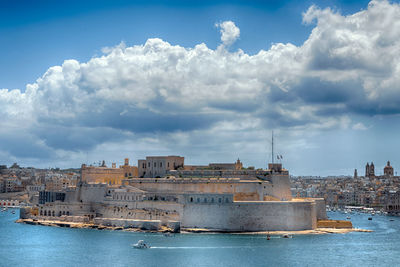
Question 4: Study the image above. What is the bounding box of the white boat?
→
[132,240,150,249]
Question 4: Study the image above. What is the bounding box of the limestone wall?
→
[314,198,327,220]
[81,165,138,185]
[128,178,274,201]
[181,200,317,231]
[293,198,327,220]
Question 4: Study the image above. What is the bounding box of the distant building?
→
[0,177,4,193]
[384,161,394,177]
[138,156,184,178]
[365,162,375,178]
[354,169,358,179]
[3,176,23,192]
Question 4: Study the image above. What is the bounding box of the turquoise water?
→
[1,210,399,267]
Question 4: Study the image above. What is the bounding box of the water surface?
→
[0,210,398,266]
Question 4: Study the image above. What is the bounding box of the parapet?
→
[268,163,283,172]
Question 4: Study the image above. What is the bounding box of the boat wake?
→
[150,246,254,249]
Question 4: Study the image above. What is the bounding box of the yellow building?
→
[81,158,138,185]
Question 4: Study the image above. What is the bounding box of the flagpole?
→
[272,131,274,164]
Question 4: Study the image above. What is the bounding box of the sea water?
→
[1,210,399,267]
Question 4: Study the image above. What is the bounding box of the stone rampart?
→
[181,200,316,231]
[127,178,274,201]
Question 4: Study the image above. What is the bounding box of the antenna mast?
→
[272,131,274,164]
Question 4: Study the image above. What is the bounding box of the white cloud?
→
[352,122,368,130]
[1,1,400,171]
[215,21,240,46]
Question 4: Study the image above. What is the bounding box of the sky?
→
[1,0,400,176]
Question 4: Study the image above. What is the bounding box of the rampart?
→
[181,200,317,231]
[126,176,292,201]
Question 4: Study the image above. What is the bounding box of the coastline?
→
[15,218,372,235]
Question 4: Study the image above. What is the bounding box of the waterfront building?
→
[20,156,327,232]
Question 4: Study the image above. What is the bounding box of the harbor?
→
[0,209,397,266]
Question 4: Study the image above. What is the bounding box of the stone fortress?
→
[21,156,327,232]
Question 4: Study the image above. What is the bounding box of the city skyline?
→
[1,0,400,176]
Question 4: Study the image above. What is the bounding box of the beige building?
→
[81,158,138,185]
[138,156,184,178]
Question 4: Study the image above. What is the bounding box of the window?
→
[160,162,162,167]
[148,162,150,167]
[190,197,193,202]
[197,198,200,203]
[211,198,214,203]
[154,162,156,167]
[204,198,207,203]
[168,162,170,168]
[219,198,222,203]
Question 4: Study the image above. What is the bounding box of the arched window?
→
[190,197,193,202]
[44,210,47,216]
[66,211,70,216]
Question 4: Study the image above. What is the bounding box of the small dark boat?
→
[282,234,292,238]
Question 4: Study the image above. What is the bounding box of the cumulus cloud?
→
[215,21,240,46]
[352,122,368,130]
[1,2,400,170]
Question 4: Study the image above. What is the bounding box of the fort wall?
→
[181,200,317,231]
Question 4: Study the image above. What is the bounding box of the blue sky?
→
[0,0,370,90]
[1,0,400,176]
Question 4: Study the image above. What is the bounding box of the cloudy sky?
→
[1,0,400,176]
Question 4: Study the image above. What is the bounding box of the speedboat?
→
[282,234,292,238]
[132,240,150,249]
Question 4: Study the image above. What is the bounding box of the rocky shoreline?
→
[16,218,372,235]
